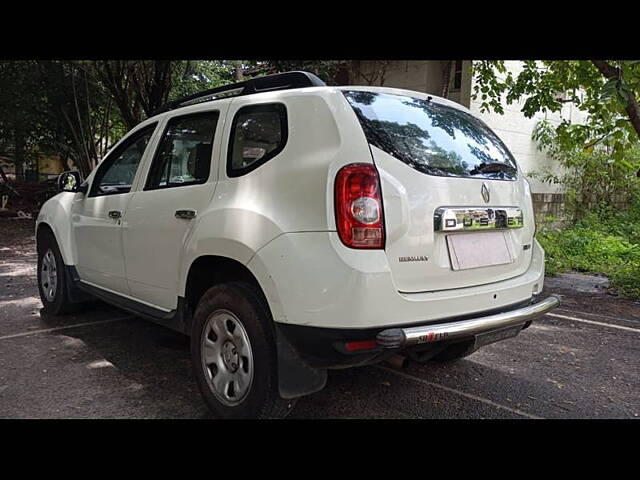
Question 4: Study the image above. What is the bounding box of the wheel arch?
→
[36,194,77,265]
[182,253,325,400]
[182,254,281,322]
[36,221,56,245]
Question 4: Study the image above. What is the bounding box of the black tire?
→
[191,281,295,419]
[430,340,477,363]
[36,229,76,316]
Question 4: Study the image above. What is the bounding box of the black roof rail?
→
[152,71,326,116]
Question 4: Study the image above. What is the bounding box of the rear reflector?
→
[344,340,378,352]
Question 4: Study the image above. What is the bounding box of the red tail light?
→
[335,163,385,249]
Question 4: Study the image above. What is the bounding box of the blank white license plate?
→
[446,231,515,271]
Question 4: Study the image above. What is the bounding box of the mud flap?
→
[64,266,94,303]
[275,324,327,399]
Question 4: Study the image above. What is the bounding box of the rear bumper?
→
[376,295,559,349]
[276,295,559,369]
[248,233,547,330]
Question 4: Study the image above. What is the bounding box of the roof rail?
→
[152,71,326,115]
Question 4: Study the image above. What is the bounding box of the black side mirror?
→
[57,171,87,193]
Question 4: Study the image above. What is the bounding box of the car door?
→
[72,122,159,295]
[122,104,229,312]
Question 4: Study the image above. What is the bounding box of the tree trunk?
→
[234,62,244,81]
[591,60,640,139]
[14,131,25,180]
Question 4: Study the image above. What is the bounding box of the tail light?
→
[334,163,385,249]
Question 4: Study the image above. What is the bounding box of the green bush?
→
[537,206,640,297]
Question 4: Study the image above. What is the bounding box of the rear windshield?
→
[343,90,518,180]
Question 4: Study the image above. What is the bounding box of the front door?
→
[122,107,226,311]
[72,123,158,295]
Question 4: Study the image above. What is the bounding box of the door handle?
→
[175,209,196,220]
[108,210,122,219]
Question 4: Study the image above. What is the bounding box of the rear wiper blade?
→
[471,162,517,175]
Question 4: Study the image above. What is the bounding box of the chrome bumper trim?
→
[376,296,560,349]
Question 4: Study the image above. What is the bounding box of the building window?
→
[453,60,463,90]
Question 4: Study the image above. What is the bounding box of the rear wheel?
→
[37,230,76,315]
[191,281,295,418]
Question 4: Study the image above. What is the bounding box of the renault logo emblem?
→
[481,182,490,203]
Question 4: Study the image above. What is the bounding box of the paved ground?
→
[1,218,638,419]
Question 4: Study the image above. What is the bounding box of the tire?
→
[430,340,477,363]
[36,229,76,316]
[191,281,295,419]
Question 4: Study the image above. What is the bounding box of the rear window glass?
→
[343,90,518,180]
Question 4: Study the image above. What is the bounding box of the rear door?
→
[342,88,535,293]
[122,104,229,311]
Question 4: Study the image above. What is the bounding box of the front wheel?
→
[37,230,76,315]
[190,281,295,419]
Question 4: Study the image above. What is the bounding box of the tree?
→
[0,61,115,178]
[243,60,351,85]
[472,60,640,164]
[0,60,237,178]
[90,60,175,131]
[168,61,235,100]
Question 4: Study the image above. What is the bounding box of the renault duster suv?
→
[36,71,559,418]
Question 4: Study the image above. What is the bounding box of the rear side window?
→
[343,90,518,180]
[145,111,219,190]
[227,103,287,177]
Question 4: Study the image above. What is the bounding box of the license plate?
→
[446,231,515,270]
[474,324,523,349]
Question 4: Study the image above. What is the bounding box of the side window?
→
[90,124,156,197]
[145,111,219,190]
[227,103,287,177]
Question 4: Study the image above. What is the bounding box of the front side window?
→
[227,103,287,177]
[343,90,518,180]
[90,124,156,196]
[145,111,219,190]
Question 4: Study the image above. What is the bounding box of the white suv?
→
[36,71,559,418]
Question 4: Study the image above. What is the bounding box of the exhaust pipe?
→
[386,354,408,369]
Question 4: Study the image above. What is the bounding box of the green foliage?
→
[0,60,238,177]
[537,205,640,297]
[169,61,236,100]
[252,61,348,85]
[472,61,510,115]
[472,60,640,162]
[530,119,640,220]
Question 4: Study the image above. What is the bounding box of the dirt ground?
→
[1,218,638,418]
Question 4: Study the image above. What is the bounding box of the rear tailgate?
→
[342,88,535,293]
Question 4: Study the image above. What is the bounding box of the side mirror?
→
[58,171,87,193]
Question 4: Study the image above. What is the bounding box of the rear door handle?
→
[108,210,122,219]
[175,209,196,220]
